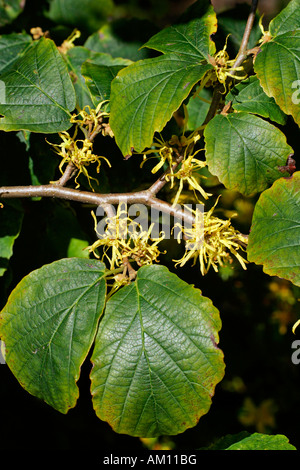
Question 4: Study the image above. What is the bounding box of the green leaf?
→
[46,0,114,32]
[247,172,300,287]
[91,264,225,437]
[0,0,25,27]
[226,433,296,450]
[67,238,90,258]
[82,53,132,106]
[226,75,287,125]
[0,201,23,276]
[268,0,300,36]
[142,3,216,59]
[186,87,212,131]
[0,258,107,413]
[109,3,217,156]
[201,432,296,450]
[254,0,300,126]
[110,55,212,156]
[65,47,131,109]
[204,112,293,197]
[0,37,76,133]
[0,33,32,75]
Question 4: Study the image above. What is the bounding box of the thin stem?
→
[232,0,259,70]
[122,256,137,280]
[202,83,224,125]
[148,154,184,195]
[102,203,116,219]
[88,124,102,142]
[52,161,77,186]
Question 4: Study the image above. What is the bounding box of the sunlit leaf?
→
[226,433,297,450]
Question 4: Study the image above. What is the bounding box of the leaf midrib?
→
[11,68,71,115]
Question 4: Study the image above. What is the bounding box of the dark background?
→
[0,0,299,452]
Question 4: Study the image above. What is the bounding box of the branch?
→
[0,184,195,225]
[0,75,221,228]
[1,4,243,230]
[203,83,225,125]
[232,0,259,70]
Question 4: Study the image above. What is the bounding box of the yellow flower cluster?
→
[48,102,113,189]
[174,200,248,275]
[48,128,110,189]
[206,37,247,91]
[143,131,211,206]
[167,152,210,206]
[70,102,114,139]
[137,117,248,277]
[87,199,247,290]
[87,204,165,272]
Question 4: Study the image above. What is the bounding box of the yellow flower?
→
[142,132,211,206]
[126,223,165,267]
[168,152,211,207]
[87,204,165,271]
[70,102,111,138]
[141,135,177,174]
[48,128,111,189]
[293,318,300,334]
[258,15,272,46]
[88,204,130,269]
[58,29,81,54]
[207,36,247,91]
[174,199,248,275]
